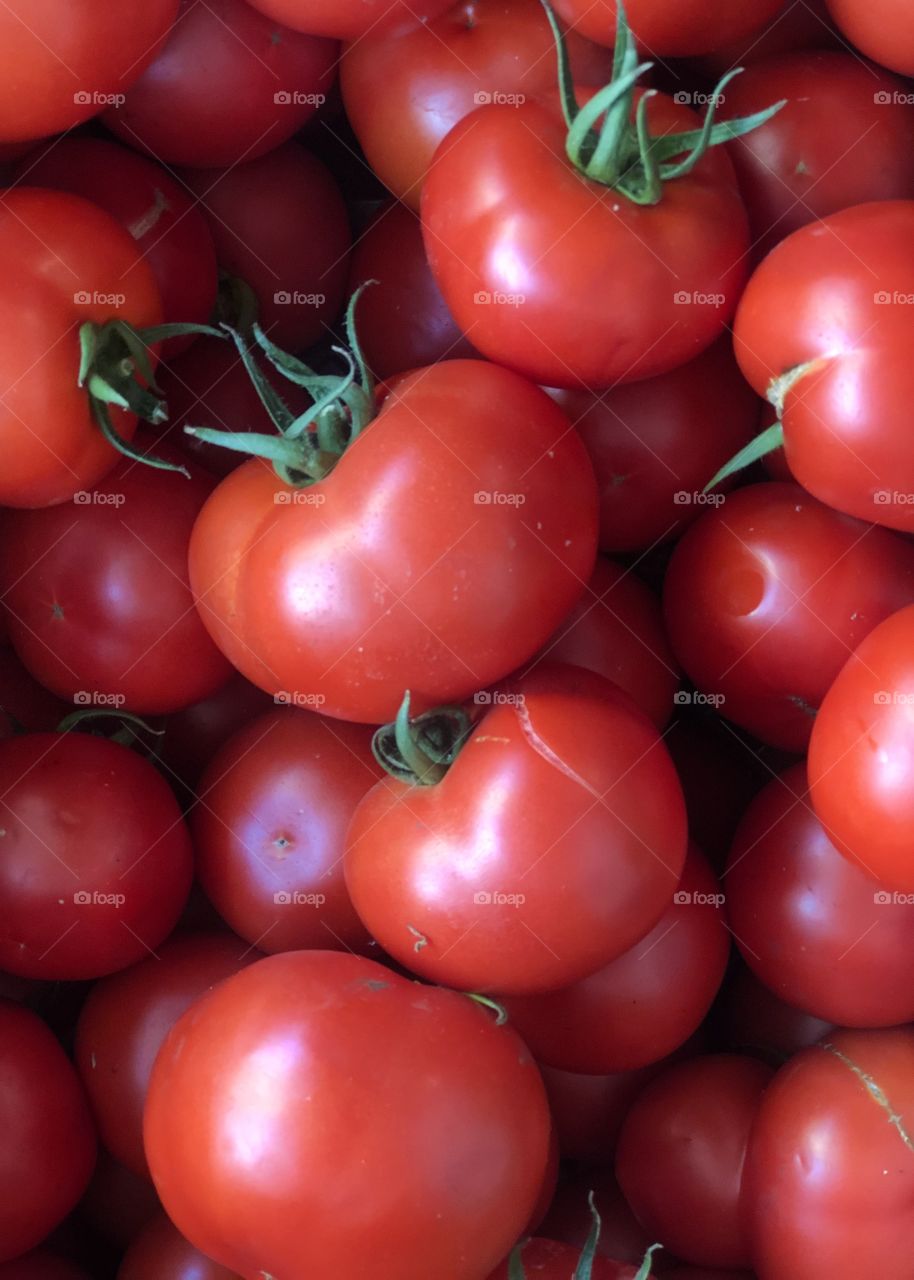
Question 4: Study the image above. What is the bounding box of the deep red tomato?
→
[17,137,217,358]
[75,932,258,1179]
[160,675,274,792]
[104,0,337,167]
[615,1055,773,1269]
[0,1,178,142]
[0,189,162,508]
[501,844,728,1071]
[341,0,613,208]
[179,144,350,354]
[144,950,551,1280]
[719,963,834,1065]
[0,1001,96,1263]
[423,90,751,391]
[191,708,380,953]
[345,666,686,994]
[733,201,914,530]
[809,602,914,891]
[487,1239,640,1279]
[117,1213,241,1280]
[550,0,783,55]
[745,1028,914,1278]
[547,339,759,553]
[0,439,235,715]
[826,0,914,75]
[719,52,914,257]
[189,360,598,724]
[663,480,914,750]
[0,1253,92,1280]
[77,1152,160,1249]
[242,0,454,39]
[0,732,192,980]
[347,202,475,379]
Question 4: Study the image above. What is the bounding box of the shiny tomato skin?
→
[144,950,551,1280]
[733,201,914,530]
[0,1001,96,1263]
[345,666,686,994]
[486,1239,639,1279]
[745,1028,914,1278]
[423,94,750,391]
[547,338,759,553]
[550,0,783,56]
[501,844,728,1071]
[192,708,380,953]
[808,602,914,890]
[0,189,162,509]
[117,1213,241,1280]
[189,360,599,724]
[663,481,914,750]
[615,1054,773,1269]
[826,0,914,75]
[243,0,454,39]
[0,733,192,980]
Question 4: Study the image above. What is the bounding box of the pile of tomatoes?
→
[3,0,914,1277]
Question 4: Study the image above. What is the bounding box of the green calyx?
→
[540,0,785,204]
[372,691,472,787]
[505,1193,660,1279]
[184,284,379,488]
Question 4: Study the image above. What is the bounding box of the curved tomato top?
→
[826,0,914,75]
[144,950,551,1280]
[551,0,783,56]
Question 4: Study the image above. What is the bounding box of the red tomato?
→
[345,666,686,994]
[341,0,613,208]
[189,360,598,724]
[809,602,914,891]
[0,1253,92,1280]
[719,963,834,1064]
[117,1213,241,1280]
[0,733,192,980]
[719,52,914,256]
[75,932,258,1178]
[0,189,162,508]
[745,1028,914,1278]
[0,1,178,142]
[733,201,914,531]
[160,675,274,791]
[192,708,381,953]
[501,844,728,1071]
[423,92,751,391]
[144,950,551,1280]
[615,1055,773,1269]
[347,202,475,379]
[548,339,759,553]
[77,1152,160,1249]
[826,0,914,75]
[0,440,234,715]
[104,0,337,167]
[0,1001,96,1263]
[487,1239,640,1279]
[179,144,350,354]
[663,481,914,750]
[17,137,217,358]
[242,0,454,39]
[550,0,783,55]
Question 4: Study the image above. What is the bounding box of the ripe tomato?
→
[192,708,381,953]
[826,0,914,75]
[144,950,551,1280]
[500,844,728,1071]
[104,0,337,168]
[241,0,454,40]
[0,189,162,508]
[117,1213,241,1280]
[341,0,613,208]
[733,201,914,530]
[487,1239,640,1279]
[0,732,192,980]
[663,481,914,750]
[745,1028,914,1278]
[345,666,686,994]
[179,144,350,354]
[615,1054,773,1269]
[719,52,914,257]
[0,1001,96,1263]
[550,0,783,56]
[189,360,598,724]
[0,1,178,142]
[809,603,914,891]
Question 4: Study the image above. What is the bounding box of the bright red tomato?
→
[189,360,598,724]
[745,1028,914,1278]
[663,481,914,750]
[117,1213,241,1280]
[615,1055,773,1269]
[551,0,783,55]
[809,602,914,891]
[144,950,551,1280]
[733,201,914,531]
[0,1,178,142]
[179,144,350,354]
[242,0,454,39]
[826,0,914,75]
[501,844,728,1071]
[0,1001,96,1263]
[345,666,686,994]
[0,189,162,508]
[104,0,337,167]
[0,732,192,980]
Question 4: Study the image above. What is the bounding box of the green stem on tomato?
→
[372,692,473,787]
[704,420,784,492]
